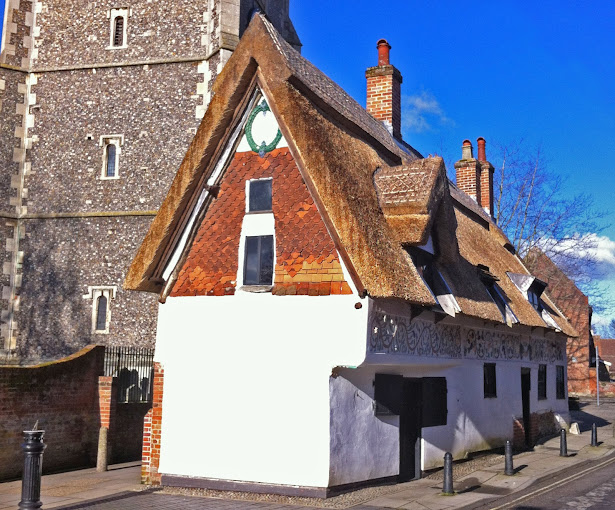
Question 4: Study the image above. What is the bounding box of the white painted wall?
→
[156,291,368,488]
[330,355,570,484]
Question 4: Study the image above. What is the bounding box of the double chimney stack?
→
[365,39,495,218]
[454,138,495,218]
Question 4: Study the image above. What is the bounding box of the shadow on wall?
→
[0,346,105,481]
[16,229,92,360]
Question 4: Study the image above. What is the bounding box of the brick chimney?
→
[477,137,494,217]
[454,138,495,218]
[454,140,481,205]
[366,39,403,140]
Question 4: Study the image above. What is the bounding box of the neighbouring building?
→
[127,16,575,495]
[0,0,300,363]
[524,249,598,394]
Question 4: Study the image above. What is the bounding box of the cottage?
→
[126,14,575,496]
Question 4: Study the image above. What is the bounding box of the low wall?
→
[0,346,104,481]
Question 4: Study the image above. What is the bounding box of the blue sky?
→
[290,1,615,329]
[2,1,614,327]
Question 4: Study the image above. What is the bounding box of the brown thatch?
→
[125,14,575,336]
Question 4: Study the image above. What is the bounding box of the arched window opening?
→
[106,144,116,177]
[113,16,124,47]
[96,295,108,331]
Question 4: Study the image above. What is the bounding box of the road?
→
[477,453,615,510]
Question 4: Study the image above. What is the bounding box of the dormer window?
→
[478,265,518,325]
[528,289,540,311]
[108,8,129,49]
[408,246,460,317]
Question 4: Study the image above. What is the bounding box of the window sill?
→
[100,176,120,181]
[240,285,273,293]
[93,330,110,335]
[484,395,497,399]
[106,45,128,50]
[245,210,273,215]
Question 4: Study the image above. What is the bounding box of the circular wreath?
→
[246,100,283,156]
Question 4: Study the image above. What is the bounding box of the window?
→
[538,364,547,400]
[84,286,116,334]
[556,365,565,399]
[528,289,540,311]
[113,16,124,47]
[95,295,108,331]
[484,363,497,398]
[108,8,129,49]
[244,235,274,286]
[407,246,460,317]
[105,143,116,177]
[247,178,272,212]
[99,135,123,179]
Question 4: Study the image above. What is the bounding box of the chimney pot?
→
[377,39,391,66]
[462,140,473,160]
[477,137,486,162]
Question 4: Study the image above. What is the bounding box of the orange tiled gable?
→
[171,148,352,297]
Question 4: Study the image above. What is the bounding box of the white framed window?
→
[238,178,275,290]
[108,8,130,49]
[83,286,117,334]
[99,135,123,180]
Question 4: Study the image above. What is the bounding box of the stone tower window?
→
[84,286,117,334]
[105,144,117,177]
[99,135,123,180]
[113,17,124,47]
[108,8,130,49]
[96,295,108,331]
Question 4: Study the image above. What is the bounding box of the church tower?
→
[0,0,300,362]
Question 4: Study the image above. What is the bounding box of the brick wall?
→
[525,250,594,395]
[0,345,104,481]
[142,362,163,485]
[171,148,352,297]
[512,411,558,450]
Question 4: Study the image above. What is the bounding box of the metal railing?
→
[103,346,155,403]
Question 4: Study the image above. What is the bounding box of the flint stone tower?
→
[0,0,300,363]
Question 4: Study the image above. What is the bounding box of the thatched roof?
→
[125,14,575,336]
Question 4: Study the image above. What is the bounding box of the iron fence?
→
[104,346,155,403]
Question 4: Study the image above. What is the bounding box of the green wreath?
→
[245,100,283,157]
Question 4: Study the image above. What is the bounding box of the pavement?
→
[1,397,615,510]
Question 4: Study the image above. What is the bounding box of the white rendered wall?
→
[156,292,368,488]
[331,357,569,484]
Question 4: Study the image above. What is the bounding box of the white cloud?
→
[402,91,454,133]
[548,233,615,279]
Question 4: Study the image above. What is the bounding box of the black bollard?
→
[591,423,598,447]
[19,429,46,510]
[504,440,514,475]
[559,428,568,457]
[442,452,454,495]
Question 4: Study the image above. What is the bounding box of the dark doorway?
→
[521,368,531,447]
[399,378,422,482]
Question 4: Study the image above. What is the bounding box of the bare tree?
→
[492,140,610,312]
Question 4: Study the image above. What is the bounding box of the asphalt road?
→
[478,454,615,510]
